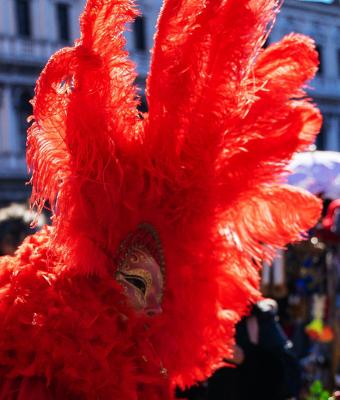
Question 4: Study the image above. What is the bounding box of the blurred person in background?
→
[0,203,45,256]
[225,298,301,400]
[177,298,301,400]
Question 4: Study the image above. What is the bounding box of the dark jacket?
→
[207,300,301,400]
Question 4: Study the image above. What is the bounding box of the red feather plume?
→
[0,0,321,398]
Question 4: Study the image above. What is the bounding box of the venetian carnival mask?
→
[115,224,165,316]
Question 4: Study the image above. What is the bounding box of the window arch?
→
[133,16,146,51]
[56,2,71,42]
[15,0,32,38]
[15,89,33,153]
[316,115,328,151]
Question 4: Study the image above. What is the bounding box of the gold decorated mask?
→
[115,224,165,316]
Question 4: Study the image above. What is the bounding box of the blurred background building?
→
[271,0,340,152]
[0,0,162,204]
[0,0,339,205]
[0,0,83,203]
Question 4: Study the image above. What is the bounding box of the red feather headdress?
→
[0,0,321,398]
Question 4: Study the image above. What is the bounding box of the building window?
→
[133,16,146,51]
[316,117,327,151]
[263,36,270,49]
[16,90,32,153]
[56,3,71,42]
[138,94,148,113]
[316,45,323,76]
[15,0,32,38]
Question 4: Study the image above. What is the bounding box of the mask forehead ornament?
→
[115,224,165,316]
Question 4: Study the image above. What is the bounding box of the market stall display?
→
[265,152,340,394]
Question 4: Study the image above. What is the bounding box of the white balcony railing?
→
[312,76,340,99]
[0,34,65,65]
[0,34,152,78]
[0,153,27,179]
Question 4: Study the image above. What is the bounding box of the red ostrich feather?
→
[0,0,321,398]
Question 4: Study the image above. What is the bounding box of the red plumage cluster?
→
[0,0,321,398]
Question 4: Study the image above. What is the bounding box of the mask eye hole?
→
[122,274,147,296]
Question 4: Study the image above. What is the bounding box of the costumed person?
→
[0,0,322,398]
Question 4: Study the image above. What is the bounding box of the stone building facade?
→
[0,0,338,203]
[0,0,162,203]
[271,0,340,151]
[0,0,83,202]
